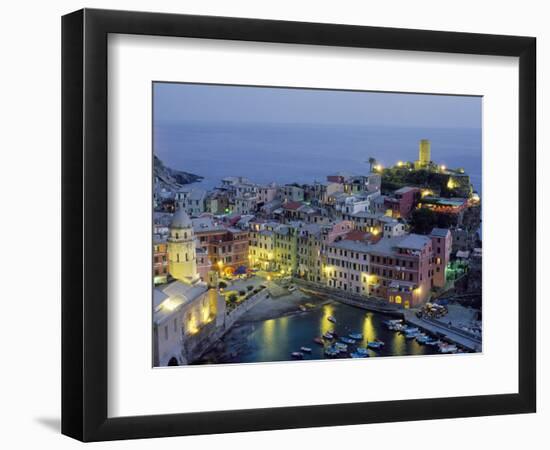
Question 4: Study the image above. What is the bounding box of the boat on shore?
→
[439,343,458,354]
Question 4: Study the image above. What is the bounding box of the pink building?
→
[368,234,434,308]
[257,183,278,206]
[195,247,212,281]
[430,228,452,288]
[325,220,354,244]
[384,186,420,218]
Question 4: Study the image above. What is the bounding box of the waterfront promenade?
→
[292,278,482,352]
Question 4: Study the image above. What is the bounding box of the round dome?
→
[171,206,192,229]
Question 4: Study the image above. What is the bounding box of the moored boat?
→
[300,346,312,353]
[334,342,348,352]
[313,337,324,345]
[367,340,385,349]
[340,337,356,345]
[439,343,458,354]
[416,334,430,344]
[328,316,337,323]
[350,352,368,358]
[291,352,304,359]
[323,332,334,340]
[325,346,340,357]
[349,333,363,340]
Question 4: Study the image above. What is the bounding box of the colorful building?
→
[273,223,299,275]
[323,239,371,295]
[153,237,169,285]
[367,234,435,307]
[430,227,452,288]
[248,224,276,270]
[384,186,420,218]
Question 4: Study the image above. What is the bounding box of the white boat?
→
[439,343,458,354]
[334,342,348,352]
[403,326,419,333]
[323,332,334,340]
[404,331,419,339]
[300,346,312,353]
[328,316,337,323]
[291,352,304,359]
[416,334,430,344]
[367,340,384,349]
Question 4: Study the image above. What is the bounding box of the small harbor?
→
[196,291,448,365]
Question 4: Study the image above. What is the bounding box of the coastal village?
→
[153,139,482,366]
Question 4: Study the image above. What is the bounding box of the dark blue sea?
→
[154,121,482,194]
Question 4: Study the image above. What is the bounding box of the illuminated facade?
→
[167,204,199,284]
[153,238,169,285]
[367,234,435,307]
[152,281,225,366]
[415,139,431,169]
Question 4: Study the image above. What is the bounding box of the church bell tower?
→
[167,202,199,284]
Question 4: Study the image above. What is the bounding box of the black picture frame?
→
[62,8,536,442]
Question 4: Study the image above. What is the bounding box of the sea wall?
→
[184,288,270,363]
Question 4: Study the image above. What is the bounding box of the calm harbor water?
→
[154,121,482,195]
[199,301,438,365]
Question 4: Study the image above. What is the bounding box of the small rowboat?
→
[291,352,304,359]
[327,316,337,323]
[300,346,312,353]
[340,337,356,345]
[349,333,363,340]
[313,337,324,345]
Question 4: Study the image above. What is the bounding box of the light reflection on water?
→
[201,301,438,365]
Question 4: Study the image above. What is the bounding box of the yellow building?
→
[415,139,431,169]
[249,229,275,270]
[167,203,200,284]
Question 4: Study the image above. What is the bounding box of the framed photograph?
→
[62,8,536,441]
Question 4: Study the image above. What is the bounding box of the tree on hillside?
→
[367,157,377,172]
